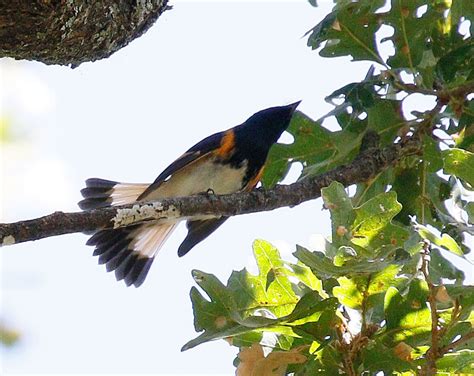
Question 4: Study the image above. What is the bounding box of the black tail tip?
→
[85,178,118,189]
[78,178,117,210]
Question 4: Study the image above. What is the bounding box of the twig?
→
[0,137,422,247]
[336,325,357,376]
[439,330,474,355]
[419,240,439,376]
[360,275,371,335]
[393,80,474,104]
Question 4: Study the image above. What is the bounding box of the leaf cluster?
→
[187,1,474,374]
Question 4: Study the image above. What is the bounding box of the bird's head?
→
[239,101,301,144]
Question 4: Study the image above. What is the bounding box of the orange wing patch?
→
[216,130,236,158]
[245,166,265,191]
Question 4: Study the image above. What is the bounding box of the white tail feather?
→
[130,223,178,258]
[110,183,149,205]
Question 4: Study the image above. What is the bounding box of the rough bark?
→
[0,0,170,67]
[0,136,422,246]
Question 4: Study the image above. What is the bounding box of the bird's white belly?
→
[145,157,247,200]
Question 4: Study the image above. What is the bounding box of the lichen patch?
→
[2,235,16,246]
[112,202,178,228]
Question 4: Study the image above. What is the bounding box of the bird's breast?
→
[144,155,248,200]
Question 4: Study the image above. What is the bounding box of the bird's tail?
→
[78,178,149,210]
[79,178,177,287]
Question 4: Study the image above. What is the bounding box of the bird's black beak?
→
[288,100,302,113]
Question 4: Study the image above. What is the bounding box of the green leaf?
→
[294,245,399,279]
[301,117,366,177]
[414,223,463,256]
[285,294,338,325]
[0,118,13,144]
[435,43,474,84]
[361,342,415,373]
[425,174,460,232]
[440,321,473,350]
[294,247,346,278]
[423,136,443,173]
[428,248,465,284]
[309,1,385,62]
[190,286,228,333]
[306,12,337,50]
[353,168,393,207]
[182,323,250,352]
[442,148,474,186]
[326,80,377,113]
[263,110,367,187]
[467,202,474,224]
[333,276,363,309]
[321,182,355,248]
[382,0,443,69]
[384,280,431,345]
[186,241,340,351]
[367,100,405,145]
[185,240,300,350]
[262,111,332,187]
[392,164,424,225]
[183,294,337,351]
[292,308,340,344]
[436,350,474,373]
[333,264,401,325]
[393,163,460,235]
[352,191,409,250]
[451,0,474,27]
[227,240,298,319]
[445,285,474,320]
[0,324,20,347]
[285,262,324,296]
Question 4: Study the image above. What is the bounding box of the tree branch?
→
[439,330,474,355]
[0,0,170,67]
[0,136,421,247]
[392,79,474,103]
[419,240,440,376]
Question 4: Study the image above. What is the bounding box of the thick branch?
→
[0,0,170,67]
[0,137,421,246]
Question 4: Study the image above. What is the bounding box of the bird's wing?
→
[177,217,229,257]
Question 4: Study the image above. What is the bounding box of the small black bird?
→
[79,101,300,287]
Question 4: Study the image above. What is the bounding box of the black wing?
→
[177,217,229,257]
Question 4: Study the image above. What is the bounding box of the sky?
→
[0,1,471,375]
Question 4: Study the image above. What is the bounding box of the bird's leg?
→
[206,188,216,196]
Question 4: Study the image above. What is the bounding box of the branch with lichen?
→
[0,134,421,247]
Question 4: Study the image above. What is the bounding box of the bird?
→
[78,101,301,287]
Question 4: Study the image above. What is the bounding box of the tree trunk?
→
[0,0,170,67]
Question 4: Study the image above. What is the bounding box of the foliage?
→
[0,324,20,347]
[187,1,474,374]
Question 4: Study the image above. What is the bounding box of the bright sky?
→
[1,1,471,375]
